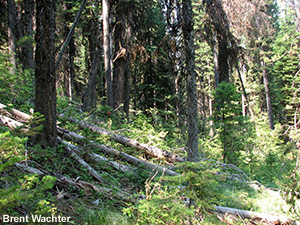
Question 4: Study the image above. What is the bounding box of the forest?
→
[1,0,300,224]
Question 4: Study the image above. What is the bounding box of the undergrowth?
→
[0,97,299,224]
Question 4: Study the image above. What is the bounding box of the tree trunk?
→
[33,0,57,148]
[124,1,133,117]
[213,33,220,87]
[0,103,32,121]
[182,0,199,162]
[0,104,179,176]
[82,17,102,111]
[103,0,113,108]
[261,57,274,130]
[55,0,87,71]
[15,162,133,202]
[62,1,76,100]
[0,115,24,130]
[204,0,230,84]
[113,10,126,110]
[21,0,34,74]
[7,0,21,70]
[58,138,107,183]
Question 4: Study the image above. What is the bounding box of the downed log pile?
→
[57,127,179,176]
[15,162,133,202]
[0,103,179,176]
[60,114,185,163]
[0,103,297,225]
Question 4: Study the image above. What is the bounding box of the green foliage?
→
[73,205,131,225]
[271,22,300,126]
[213,82,254,164]
[124,161,224,224]
[0,131,56,215]
[0,51,34,109]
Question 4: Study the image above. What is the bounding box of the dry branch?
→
[57,127,179,176]
[61,115,185,163]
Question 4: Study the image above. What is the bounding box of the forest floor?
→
[0,101,299,225]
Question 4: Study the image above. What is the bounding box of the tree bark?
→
[33,0,57,148]
[182,0,199,162]
[204,0,231,83]
[103,0,114,108]
[123,1,133,117]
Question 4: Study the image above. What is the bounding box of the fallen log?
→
[57,127,179,176]
[59,136,134,173]
[213,206,292,225]
[0,115,27,130]
[0,103,32,121]
[58,137,106,184]
[0,103,185,163]
[61,115,185,163]
[15,162,133,202]
[0,110,178,176]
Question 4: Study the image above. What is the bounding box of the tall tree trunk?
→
[7,0,21,70]
[123,1,133,117]
[33,0,57,148]
[261,58,274,130]
[82,18,102,111]
[103,0,113,108]
[113,9,126,110]
[209,73,214,136]
[213,33,219,87]
[182,0,198,162]
[217,33,229,83]
[63,1,75,100]
[21,0,34,73]
[204,0,230,83]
